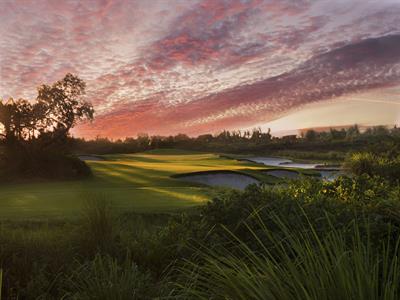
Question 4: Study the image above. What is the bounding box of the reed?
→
[174,212,400,300]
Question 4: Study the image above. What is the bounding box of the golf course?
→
[0,149,289,219]
[2,3,400,297]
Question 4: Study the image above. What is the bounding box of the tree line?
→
[73,124,400,155]
[2,73,399,179]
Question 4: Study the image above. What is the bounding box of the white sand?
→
[178,172,259,190]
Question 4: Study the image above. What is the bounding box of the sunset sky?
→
[1,0,400,138]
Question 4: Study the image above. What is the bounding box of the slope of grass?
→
[0,149,269,219]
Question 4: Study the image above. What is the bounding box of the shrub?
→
[0,151,92,182]
[345,152,400,182]
[197,176,400,252]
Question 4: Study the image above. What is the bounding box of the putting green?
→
[0,149,266,219]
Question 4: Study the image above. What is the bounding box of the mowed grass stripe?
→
[0,150,264,219]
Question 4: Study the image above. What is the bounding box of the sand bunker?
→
[177,171,259,190]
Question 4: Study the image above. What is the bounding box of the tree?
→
[346,124,360,140]
[0,74,94,141]
[0,74,94,179]
[0,98,34,143]
[305,129,317,142]
[36,73,93,136]
[0,74,93,145]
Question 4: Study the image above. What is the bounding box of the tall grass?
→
[0,268,2,300]
[80,195,115,255]
[64,254,152,300]
[174,212,400,300]
[0,224,75,299]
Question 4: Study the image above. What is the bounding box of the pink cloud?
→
[1,0,400,138]
[76,34,400,138]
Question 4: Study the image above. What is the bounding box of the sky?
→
[1,0,400,138]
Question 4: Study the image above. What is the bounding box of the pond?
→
[247,157,319,169]
[247,156,343,181]
[176,171,260,190]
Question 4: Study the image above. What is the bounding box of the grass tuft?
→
[80,194,115,255]
[174,211,400,300]
[0,268,2,300]
[64,254,152,300]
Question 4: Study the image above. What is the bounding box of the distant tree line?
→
[72,124,400,156]
[2,73,399,180]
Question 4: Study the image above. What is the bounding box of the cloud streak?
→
[1,0,400,138]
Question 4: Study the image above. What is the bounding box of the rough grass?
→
[0,149,271,219]
[174,213,400,300]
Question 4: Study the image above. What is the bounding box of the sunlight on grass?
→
[0,149,264,218]
[145,187,209,203]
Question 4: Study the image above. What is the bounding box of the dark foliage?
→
[0,74,94,180]
[1,172,400,299]
[345,152,400,183]
[73,125,400,158]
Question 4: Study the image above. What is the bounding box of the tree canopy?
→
[0,74,94,179]
[0,73,93,144]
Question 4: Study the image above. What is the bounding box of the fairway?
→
[0,149,266,219]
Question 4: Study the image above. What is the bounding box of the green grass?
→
[0,268,2,300]
[0,149,272,219]
[175,213,400,300]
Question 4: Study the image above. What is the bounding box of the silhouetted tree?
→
[305,129,317,142]
[0,74,94,179]
[0,74,93,144]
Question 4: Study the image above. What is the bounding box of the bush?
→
[196,176,400,252]
[345,152,400,182]
[0,151,92,181]
[1,174,400,299]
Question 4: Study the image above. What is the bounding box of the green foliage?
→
[305,129,317,141]
[0,223,75,299]
[64,255,152,300]
[1,175,400,299]
[0,150,254,219]
[73,124,400,156]
[0,268,2,300]
[1,151,400,299]
[79,196,116,256]
[0,198,172,299]
[207,175,397,218]
[174,214,400,300]
[345,152,400,182]
[272,150,344,162]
